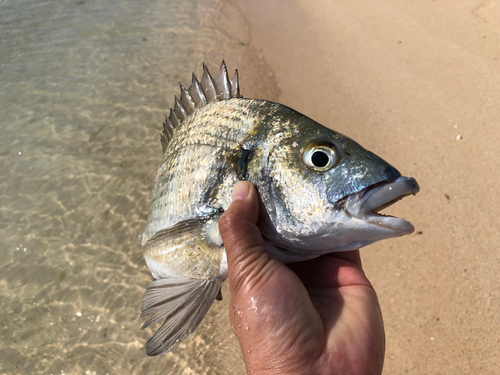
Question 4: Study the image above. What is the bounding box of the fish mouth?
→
[345,176,420,234]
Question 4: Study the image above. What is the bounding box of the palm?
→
[293,254,385,374]
[229,253,385,375]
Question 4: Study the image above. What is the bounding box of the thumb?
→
[218,181,271,296]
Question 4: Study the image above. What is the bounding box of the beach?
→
[237,0,500,373]
[0,0,498,373]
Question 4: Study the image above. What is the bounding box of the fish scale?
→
[139,60,419,356]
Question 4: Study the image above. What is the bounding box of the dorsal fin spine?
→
[179,82,196,115]
[161,61,243,152]
[160,133,168,153]
[201,62,217,102]
[173,96,187,121]
[163,116,174,139]
[214,60,230,100]
[169,108,180,128]
[164,115,175,133]
[230,70,240,98]
[189,73,207,107]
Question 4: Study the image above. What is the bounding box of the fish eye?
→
[302,143,338,171]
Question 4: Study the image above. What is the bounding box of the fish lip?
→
[346,176,420,233]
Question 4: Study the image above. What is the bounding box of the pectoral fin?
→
[144,212,225,280]
[141,276,223,356]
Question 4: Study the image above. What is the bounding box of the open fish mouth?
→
[346,176,420,234]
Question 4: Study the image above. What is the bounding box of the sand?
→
[237,1,500,373]
[2,0,496,372]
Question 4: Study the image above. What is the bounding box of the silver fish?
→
[139,60,419,356]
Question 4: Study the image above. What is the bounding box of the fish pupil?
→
[311,151,329,167]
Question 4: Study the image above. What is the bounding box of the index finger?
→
[328,249,362,267]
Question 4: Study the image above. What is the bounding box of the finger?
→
[218,181,271,296]
[288,254,372,288]
[328,249,362,267]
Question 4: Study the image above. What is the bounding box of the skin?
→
[219,181,386,375]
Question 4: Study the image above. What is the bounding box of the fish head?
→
[252,103,419,262]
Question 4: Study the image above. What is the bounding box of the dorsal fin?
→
[161,60,242,153]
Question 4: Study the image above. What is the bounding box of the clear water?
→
[0,0,278,373]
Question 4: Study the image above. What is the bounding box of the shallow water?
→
[0,0,277,373]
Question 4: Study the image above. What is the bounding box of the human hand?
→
[218,181,385,375]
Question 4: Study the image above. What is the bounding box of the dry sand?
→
[237,0,500,373]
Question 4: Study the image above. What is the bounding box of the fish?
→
[138,60,419,356]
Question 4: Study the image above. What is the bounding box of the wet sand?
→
[237,0,500,373]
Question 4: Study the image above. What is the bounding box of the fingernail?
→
[232,181,250,201]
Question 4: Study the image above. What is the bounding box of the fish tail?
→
[140,276,223,356]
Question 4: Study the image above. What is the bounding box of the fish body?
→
[139,61,419,356]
